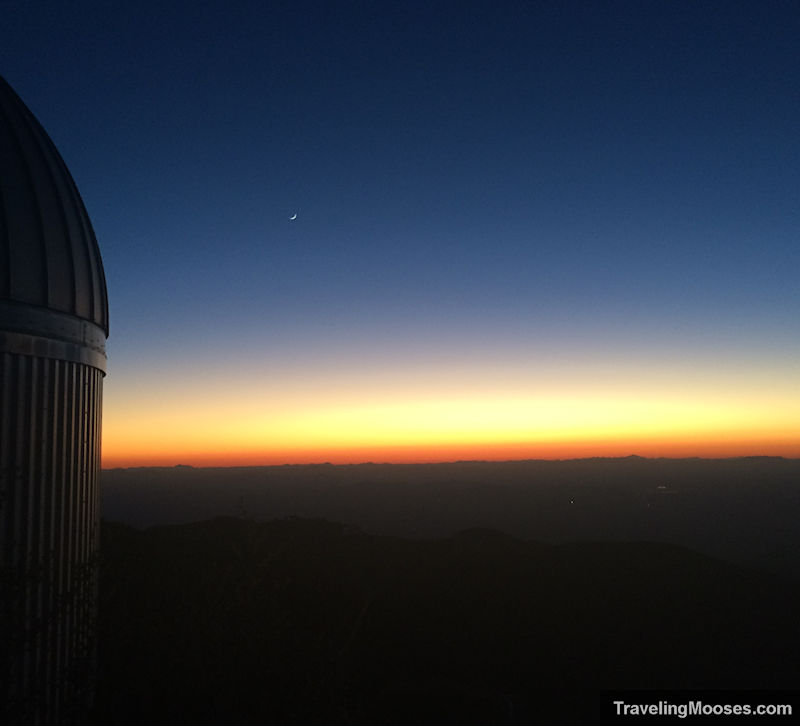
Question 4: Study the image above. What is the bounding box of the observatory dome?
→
[0,74,108,369]
[1,74,108,723]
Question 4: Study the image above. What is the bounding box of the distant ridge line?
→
[103,454,791,472]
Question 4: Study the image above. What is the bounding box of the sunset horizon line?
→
[102,451,797,471]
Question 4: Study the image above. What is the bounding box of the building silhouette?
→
[0,75,109,724]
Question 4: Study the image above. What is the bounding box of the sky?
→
[2,0,798,466]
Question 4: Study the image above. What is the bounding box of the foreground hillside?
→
[93,517,800,724]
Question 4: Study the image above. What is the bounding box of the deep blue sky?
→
[2,1,799,463]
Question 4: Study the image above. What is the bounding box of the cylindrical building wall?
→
[0,352,103,723]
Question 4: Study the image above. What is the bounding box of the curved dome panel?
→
[0,75,108,335]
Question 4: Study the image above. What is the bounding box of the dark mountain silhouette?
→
[93,516,800,725]
[102,457,800,578]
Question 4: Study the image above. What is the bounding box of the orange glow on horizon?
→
[101,355,800,468]
[102,434,800,469]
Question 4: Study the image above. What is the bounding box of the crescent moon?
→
[289,213,297,220]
